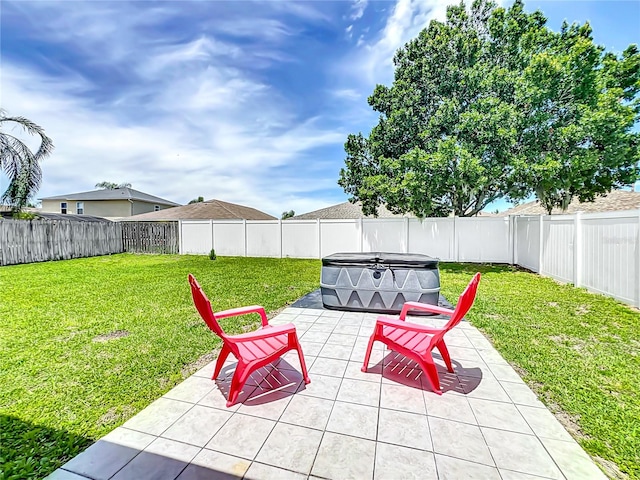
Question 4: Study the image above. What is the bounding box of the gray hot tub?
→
[320,252,440,314]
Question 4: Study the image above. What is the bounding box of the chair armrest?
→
[400,302,454,320]
[377,316,443,334]
[216,305,268,326]
[230,323,297,342]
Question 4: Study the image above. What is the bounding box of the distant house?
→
[125,199,276,221]
[500,190,640,215]
[40,188,179,218]
[289,201,412,220]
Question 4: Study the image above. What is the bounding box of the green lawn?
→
[1,256,638,479]
[440,263,640,479]
[0,254,320,479]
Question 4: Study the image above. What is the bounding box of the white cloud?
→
[350,0,369,20]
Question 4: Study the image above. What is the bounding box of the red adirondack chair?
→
[361,273,481,394]
[188,274,310,407]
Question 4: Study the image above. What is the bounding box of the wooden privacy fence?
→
[120,221,179,254]
[0,218,123,266]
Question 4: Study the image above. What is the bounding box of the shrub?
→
[209,249,217,260]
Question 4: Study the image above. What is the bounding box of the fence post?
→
[317,218,321,259]
[452,216,458,262]
[279,219,283,258]
[574,212,582,287]
[209,219,214,254]
[405,217,410,253]
[243,219,247,257]
[512,216,518,266]
[359,218,364,252]
[538,215,544,274]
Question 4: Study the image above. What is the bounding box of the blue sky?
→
[2,0,639,217]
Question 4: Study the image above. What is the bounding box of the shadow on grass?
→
[438,262,517,275]
[0,414,93,479]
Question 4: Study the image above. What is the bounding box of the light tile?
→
[326,401,379,440]
[344,360,382,383]
[298,341,324,357]
[205,414,275,460]
[337,378,381,407]
[122,397,193,436]
[380,383,426,415]
[163,376,217,403]
[461,376,511,403]
[326,333,358,346]
[333,324,361,335]
[321,309,343,318]
[297,373,342,400]
[475,348,510,366]
[482,428,563,479]
[442,335,474,349]
[60,440,140,480]
[309,357,349,377]
[428,417,494,466]
[236,388,293,421]
[423,392,476,424]
[375,442,437,480]
[487,363,524,383]
[307,323,336,333]
[162,405,232,447]
[517,405,574,441]
[192,361,217,378]
[378,408,432,451]
[280,394,334,430]
[198,387,244,412]
[435,454,501,480]
[315,315,340,324]
[539,437,607,480]
[255,423,323,474]
[176,449,250,479]
[318,343,353,361]
[301,330,331,343]
[101,427,156,450]
[311,432,376,480]
[144,437,201,462]
[446,346,484,363]
[244,462,307,480]
[500,381,544,407]
[468,398,532,434]
[498,469,557,479]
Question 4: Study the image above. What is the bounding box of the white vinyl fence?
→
[180,211,640,307]
[179,217,513,263]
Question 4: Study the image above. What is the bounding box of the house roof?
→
[500,190,640,215]
[40,188,179,206]
[289,201,413,220]
[124,199,277,221]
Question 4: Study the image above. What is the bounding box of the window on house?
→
[60,202,67,214]
[154,205,161,211]
[76,202,84,215]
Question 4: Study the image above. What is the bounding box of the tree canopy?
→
[95,181,132,189]
[339,0,640,216]
[281,210,295,219]
[188,196,204,204]
[0,110,53,210]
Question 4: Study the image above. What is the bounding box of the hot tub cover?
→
[322,252,439,268]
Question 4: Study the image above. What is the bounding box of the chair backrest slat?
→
[188,274,227,339]
[431,272,481,346]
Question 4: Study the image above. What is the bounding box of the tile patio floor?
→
[48,306,606,480]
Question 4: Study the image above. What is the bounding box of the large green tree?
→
[339,0,640,216]
[95,181,132,189]
[0,110,53,210]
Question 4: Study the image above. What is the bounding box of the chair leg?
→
[213,343,231,380]
[419,355,442,395]
[436,341,454,373]
[294,342,311,384]
[226,364,251,408]
[361,333,378,373]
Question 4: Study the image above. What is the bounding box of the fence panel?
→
[515,216,541,272]
[121,221,178,254]
[407,218,455,260]
[456,217,512,263]
[541,216,575,283]
[282,221,319,258]
[362,218,407,253]
[247,221,280,257]
[212,221,245,256]
[580,211,638,305]
[0,219,123,266]
[180,220,213,255]
[320,220,360,257]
